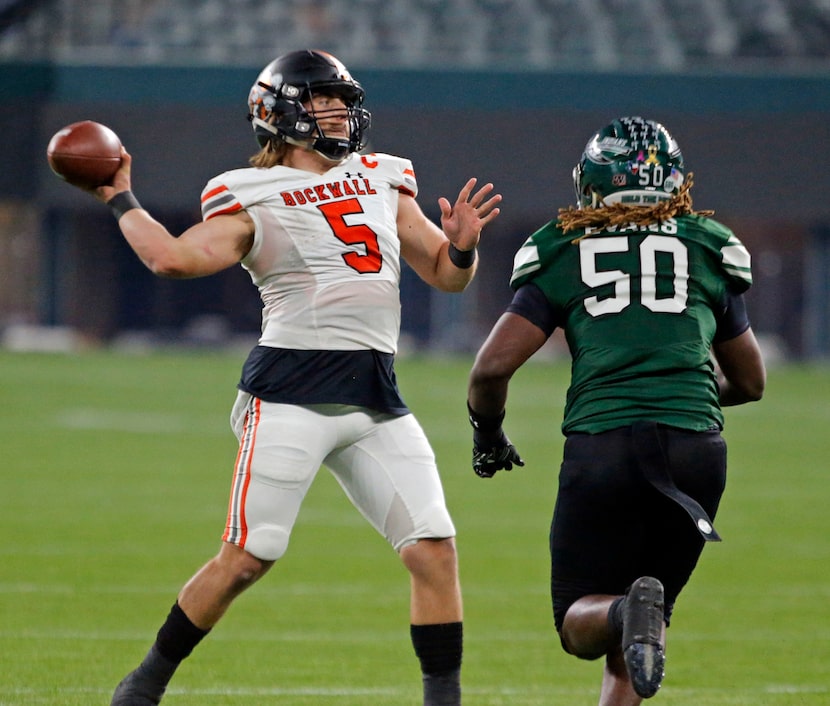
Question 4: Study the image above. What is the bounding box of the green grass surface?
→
[1,349,828,705]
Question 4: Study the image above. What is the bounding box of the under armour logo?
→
[344,172,364,179]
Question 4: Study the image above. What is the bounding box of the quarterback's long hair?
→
[559,172,714,241]
[249,139,289,168]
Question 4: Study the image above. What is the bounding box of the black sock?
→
[155,601,210,663]
[112,603,211,704]
[411,622,463,705]
[608,596,625,641]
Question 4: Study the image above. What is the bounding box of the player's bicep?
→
[713,290,750,343]
[472,311,549,384]
[176,211,255,276]
[713,327,766,403]
[507,283,562,337]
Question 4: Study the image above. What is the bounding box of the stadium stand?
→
[1,0,830,70]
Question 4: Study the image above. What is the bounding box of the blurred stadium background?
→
[1,0,829,358]
[1,4,829,704]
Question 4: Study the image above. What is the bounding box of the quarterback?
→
[87,50,500,706]
[467,117,765,705]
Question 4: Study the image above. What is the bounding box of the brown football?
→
[47,120,123,189]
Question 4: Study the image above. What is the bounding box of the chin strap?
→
[252,116,352,162]
[311,136,351,161]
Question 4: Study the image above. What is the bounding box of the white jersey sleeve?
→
[200,153,418,354]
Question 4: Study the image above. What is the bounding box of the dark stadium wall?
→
[2,64,828,355]
[28,65,830,223]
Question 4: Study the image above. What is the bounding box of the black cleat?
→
[110,669,167,705]
[622,576,666,698]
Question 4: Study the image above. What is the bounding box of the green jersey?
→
[510,214,752,434]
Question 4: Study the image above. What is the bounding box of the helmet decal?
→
[586,136,629,164]
[664,167,684,193]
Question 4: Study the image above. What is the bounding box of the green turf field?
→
[1,349,828,705]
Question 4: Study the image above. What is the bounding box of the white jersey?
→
[200,152,418,354]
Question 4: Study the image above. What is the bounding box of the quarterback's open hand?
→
[439,178,502,251]
[472,435,525,478]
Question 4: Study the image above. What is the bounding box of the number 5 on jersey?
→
[318,198,383,274]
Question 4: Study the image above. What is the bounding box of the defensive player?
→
[87,50,501,706]
[466,117,765,704]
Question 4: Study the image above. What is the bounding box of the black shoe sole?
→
[622,576,665,698]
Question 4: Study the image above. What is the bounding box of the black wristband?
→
[467,402,505,432]
[448,242,476,269]
[107,191,142,221]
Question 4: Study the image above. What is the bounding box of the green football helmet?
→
[573,116,685,208]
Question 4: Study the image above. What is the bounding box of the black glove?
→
[468,403,525,478]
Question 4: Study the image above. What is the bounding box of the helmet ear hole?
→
[247,50,372,161]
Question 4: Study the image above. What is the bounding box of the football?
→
[46,120,123,189]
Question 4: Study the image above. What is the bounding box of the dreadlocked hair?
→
[559,172,714,242]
